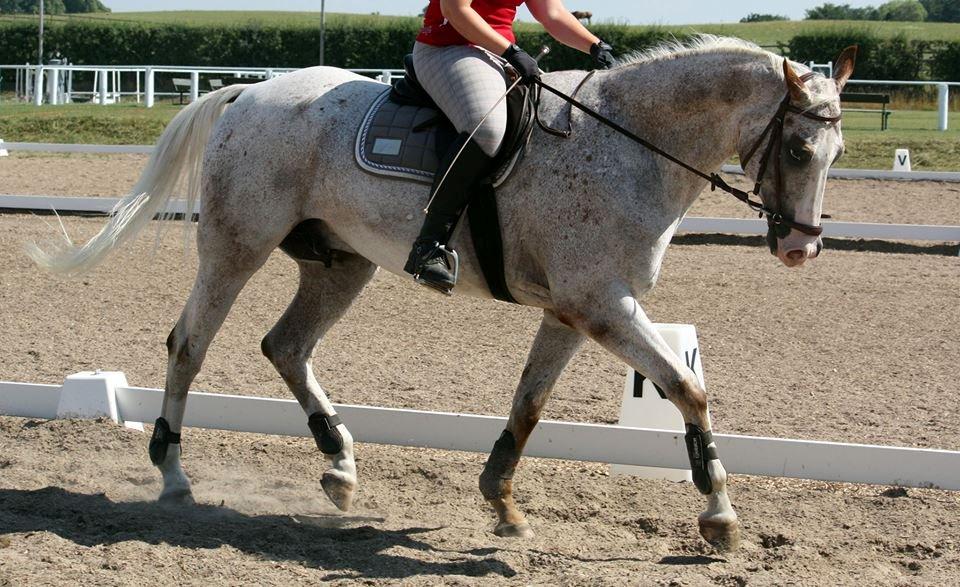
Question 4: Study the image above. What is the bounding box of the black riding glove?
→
[502,44,541,85]
[591,40,616,69]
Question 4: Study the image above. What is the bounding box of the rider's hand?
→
[591,40,616,70]
[501,44,541,85]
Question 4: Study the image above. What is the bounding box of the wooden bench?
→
[172,78,192,105]
[840,93,892,130]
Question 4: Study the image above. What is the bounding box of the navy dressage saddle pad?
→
[355,88,525,187]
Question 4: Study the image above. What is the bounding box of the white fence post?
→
[66,68,73,103]
[33,66,43,106]
[938,83,949,132]
[46,67,59,105]
[190,70,200,103]
[145,67,155,108]
[98,69,108,105]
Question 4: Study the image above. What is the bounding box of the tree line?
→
[743,0,959,23]
[0,0,110,14]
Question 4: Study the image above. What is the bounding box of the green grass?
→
[1,102,957,170]
[842,110,960,170]
[0,102,180,145]
[2,11,958,47]
[653,19,960,47]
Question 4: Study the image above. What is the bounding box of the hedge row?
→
[787,30,958,81]
[0,20,956,81]
[0,20,679,70]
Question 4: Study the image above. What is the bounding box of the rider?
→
[403,0,615,292]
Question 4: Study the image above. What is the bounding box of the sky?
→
[102,1,881,25]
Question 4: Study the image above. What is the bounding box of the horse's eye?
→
[786,140,814,164]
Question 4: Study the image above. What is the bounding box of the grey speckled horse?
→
[28,37,857,552]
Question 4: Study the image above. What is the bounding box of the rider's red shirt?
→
[416,0,525,46]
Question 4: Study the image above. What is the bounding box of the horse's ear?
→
[782,59,809,103]
[833,45,857,92]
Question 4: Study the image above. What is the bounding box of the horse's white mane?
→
[614,34,772,68]
[615,34,837,112]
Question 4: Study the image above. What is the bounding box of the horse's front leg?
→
[479,311,585,538]
[556,284,741,552]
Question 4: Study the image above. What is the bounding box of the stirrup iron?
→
[414,245,459,296]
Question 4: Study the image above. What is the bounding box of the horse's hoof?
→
[158,488,195,505]
[493,522,535,539]
[321,469,356,511]
[698,517,741,552]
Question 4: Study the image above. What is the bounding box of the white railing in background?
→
[0,63,404,108]
[846,79,957,132]
[1,63,955,130]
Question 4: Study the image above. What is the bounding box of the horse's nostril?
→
[814,240,823,258]
[786,250,805,261]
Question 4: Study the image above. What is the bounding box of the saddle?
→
[356,54,535,187]
[354,55,537,303]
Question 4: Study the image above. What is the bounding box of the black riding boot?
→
[404,132,494,293]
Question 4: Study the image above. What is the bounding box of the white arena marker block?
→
[0,139,8,157]
[57,371,143,431]
[893,149,911,172]
[612,323,704,482]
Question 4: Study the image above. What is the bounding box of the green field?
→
[1,101,956,171]
[2,11,959,47]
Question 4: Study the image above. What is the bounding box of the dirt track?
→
[0,156,959,585]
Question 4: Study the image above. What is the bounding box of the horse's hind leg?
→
[153,243,272,503]
[260,254,376,511]
[480,311,585,537]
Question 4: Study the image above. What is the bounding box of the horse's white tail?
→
[26,84,248,275]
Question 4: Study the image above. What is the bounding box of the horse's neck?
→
[598,51,782,210]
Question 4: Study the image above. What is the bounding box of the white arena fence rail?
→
[1,194,957,247]
[1,372,959,491]
[1,63,954,130]
[0,63,404,108]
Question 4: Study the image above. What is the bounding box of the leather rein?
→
[534,69,842,238]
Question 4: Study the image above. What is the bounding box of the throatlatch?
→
[308,412,344,455]
[149,417,181,466]
[684,423,720,495]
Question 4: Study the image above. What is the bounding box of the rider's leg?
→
[403,132,493,289]
[404,42,509,291]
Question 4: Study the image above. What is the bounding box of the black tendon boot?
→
[404,132,494,293]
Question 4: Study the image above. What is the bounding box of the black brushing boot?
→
[404,132,494,293]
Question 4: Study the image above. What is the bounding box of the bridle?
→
[534,66,843,239]
[738,71,842,237]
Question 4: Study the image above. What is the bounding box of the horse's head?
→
[737,47,857,267]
